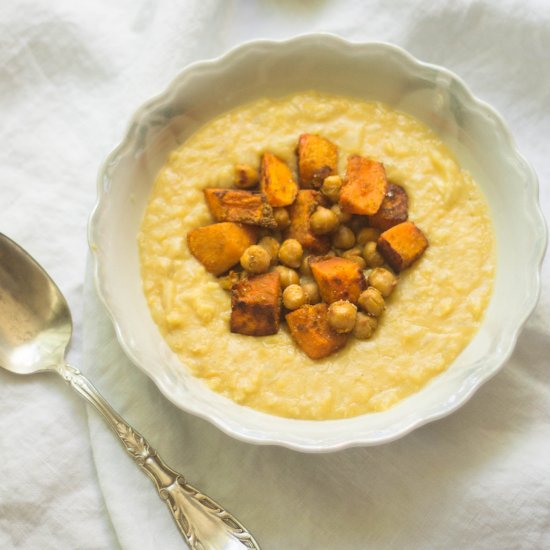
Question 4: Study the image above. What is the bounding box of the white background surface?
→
[1,1,549,549]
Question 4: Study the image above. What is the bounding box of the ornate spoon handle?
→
[58,363,260,550]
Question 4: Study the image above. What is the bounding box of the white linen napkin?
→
[84,266,550,550]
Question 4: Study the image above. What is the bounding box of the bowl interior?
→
[90,37,545,451]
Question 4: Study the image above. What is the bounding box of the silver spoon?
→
[0,233,260,550]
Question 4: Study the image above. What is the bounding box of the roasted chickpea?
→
[273,207,290,230]
[258,236,280,264]
[272,265,300,288]
[362,241,385,267]
[321,175,343,203]
[283,284,307,310]
[346,254,366,269]
[332,225,356,250]
[331,203,352,224]
[341,246,362,258]
[353,313,378,339]
[328,300,357,333]
[301,280,321,304]
[278,238,303,268]
[234,163,259,189]
[218,270,242,291]
[340,247,366,268]
[368,267,398,297]
[310,206,339,235]
[357,227,381,245]
[240,245,271,274]
[300,255,313,277]
[358,287,385,317]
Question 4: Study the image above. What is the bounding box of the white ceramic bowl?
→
[89,35,546,452]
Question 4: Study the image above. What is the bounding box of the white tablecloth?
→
[1,1,549,549]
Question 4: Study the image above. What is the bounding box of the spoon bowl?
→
[0,234,70,374]
[0,233,260,550]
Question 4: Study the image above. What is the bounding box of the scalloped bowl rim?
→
[88,34,547,452]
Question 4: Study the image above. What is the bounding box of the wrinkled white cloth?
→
[1,1,549,549]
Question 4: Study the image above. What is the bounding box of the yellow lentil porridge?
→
[137,91,495,420]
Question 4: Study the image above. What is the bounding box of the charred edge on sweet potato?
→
[368,183,408,231]
[230,271,282,336]
[204,188,277,229]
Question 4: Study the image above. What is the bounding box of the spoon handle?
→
[57,363,260,550]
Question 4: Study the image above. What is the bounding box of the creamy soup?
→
[138,91,495,420]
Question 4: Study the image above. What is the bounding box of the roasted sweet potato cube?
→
[339,155,388,215]
[377,221,428,272]
[187,222,258,276]
[204,188,277,229]
[284,189,331,254]
[297,134,338,189]
[310,257,366,304]
[230,272,281,336]
[368,183,408,231]
[286,303,348,359]
[260,152,298,207]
